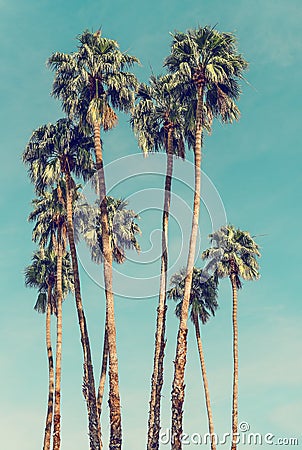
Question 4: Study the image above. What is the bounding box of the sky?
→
[0,0,301,448]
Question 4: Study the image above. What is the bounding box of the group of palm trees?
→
[23,26,261,450]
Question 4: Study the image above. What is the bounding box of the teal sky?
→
[1,0,301,448]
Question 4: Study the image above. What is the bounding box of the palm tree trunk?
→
[97,326,109,417]
[53,243,63,450]
[147,128,173,450]
[230,272,238,450]
[65,171,101,450]
[43,285,54,450]
[193,314,216,450]
[93,120,122,450]
[171,81,204,450]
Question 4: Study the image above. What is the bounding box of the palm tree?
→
[75,196,141,417]
[164,26,248,448]
[168,268,218,450]
[23,119,102,450]
[202,226,260,450]
[28,188,68,450]
[25,249,55,450]
[131,73,189,450]
[48,30,140,449]
[25,248,74,450]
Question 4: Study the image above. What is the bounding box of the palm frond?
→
[202,225,261,283]
[74,196,141,264]
[168,267,219,325]
[48,30,140,131]
[164,25,248,126]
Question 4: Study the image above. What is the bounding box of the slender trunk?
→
[193,314,216,450]
[171,82,204,450]
[147,128,174,450]
[93,120,122,450]
[65,171,101,450]
[230,273,238,450]
[97,326,109,417]
[43,285,54,450]
[53,244,63,450]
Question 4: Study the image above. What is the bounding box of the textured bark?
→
[53,244,63,450]
[43,285,54,450]
[97,326,109,418]
[194,314,216,450]
[171,81,204,450]
[93,120,122,450]
[171,327,188,449]
[230,271,238,450]
[147,128,173,450]
[65,171,101,450]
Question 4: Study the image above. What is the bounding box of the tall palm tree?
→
[202,226,260,450]
[168,268,218,450]
[164,26,248,448]
[75,196,141,417]
[131,73,188,450]
[48,30,140,449]
[23,119,102,450]
[25,249,55,450]
[28,188,68,450]
[25,248,74,450]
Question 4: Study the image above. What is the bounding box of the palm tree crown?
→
[25,248,74,314]
[29,186,67,251]
[165,25,248,125]
[168,267,219,324]
[47,30,139,132]
[131,74,189,157]
[202,225,261,287]
[23,118,95,194]
[75,196,141,264]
